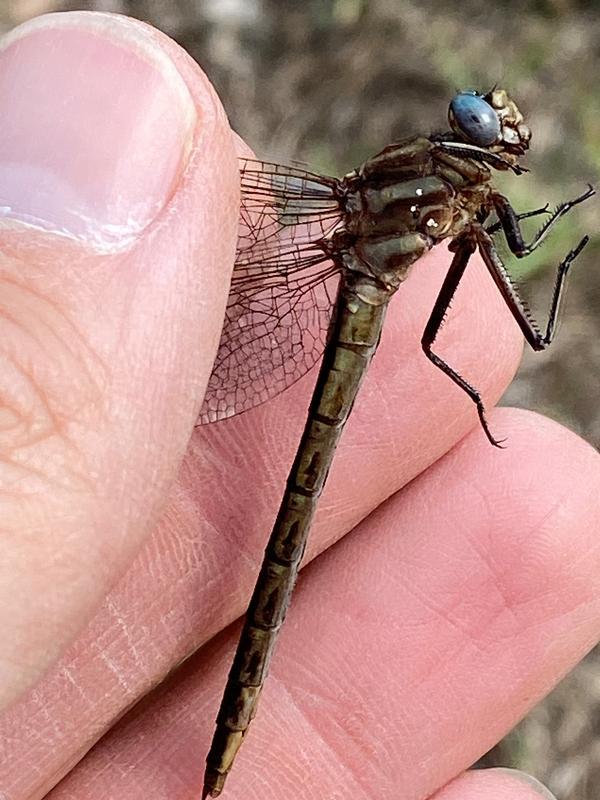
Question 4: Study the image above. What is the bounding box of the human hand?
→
[1,12,599,800]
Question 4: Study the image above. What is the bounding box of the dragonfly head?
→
[448,88,531,161]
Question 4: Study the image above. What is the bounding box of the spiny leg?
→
[492,184,594,256]
[476,227,590,349]
[485,203,550,235]
[421,238,504,447]
[434,140,528,175]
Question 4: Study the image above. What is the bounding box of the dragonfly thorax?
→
[332,136,496,290]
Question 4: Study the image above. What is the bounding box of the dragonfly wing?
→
[198,159,343,424]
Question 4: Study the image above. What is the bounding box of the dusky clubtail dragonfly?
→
[200,88,594,797]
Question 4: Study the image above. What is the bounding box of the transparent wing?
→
[198,158,344,424]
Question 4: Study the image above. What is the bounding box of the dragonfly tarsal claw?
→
[477,402,505,449]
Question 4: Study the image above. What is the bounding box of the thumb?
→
[0,11,238,709]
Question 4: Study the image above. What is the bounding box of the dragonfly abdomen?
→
[203,273,391,797]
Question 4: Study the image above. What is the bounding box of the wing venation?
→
[198,158,344,423]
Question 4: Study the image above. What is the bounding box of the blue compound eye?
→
[448,91,501,147]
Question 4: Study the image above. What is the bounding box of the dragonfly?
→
[200,87,594,798]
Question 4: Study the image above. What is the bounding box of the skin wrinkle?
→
[0,282,106,495]
[396,604,495,704]
[91,540,204,699]
[281,567,447,794]
[253,675,368,800]
[439,500,525,642]
[180,446,259,596]
[309,412,425,552]
[1,372,98,503]
[185,434,276,569]
[1,450,62,489]
[404,576,492,656]
[433,457,584,637]
[0,272,87,359]
[410,562,549,688]
[154,550,226,636]
[484,491,592,627]
[290,676,386,794]
[0,273,106,412]
[378,515,520,664]
[104,598,146,675]
[11,375,69,447]
[60,665,92,705]
[98,648,132,694]
[561,534,600,591]
[279,619,440,800]
[0,351,72,455]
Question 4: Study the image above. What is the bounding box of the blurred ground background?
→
[1,1,598,798]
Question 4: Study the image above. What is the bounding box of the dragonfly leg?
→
[421,238,504,447]
[475,227,590,351]
[492,184,594,255]
[484,203,550,235]
[434,140,528,174]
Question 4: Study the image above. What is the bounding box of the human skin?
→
[0,11,599,800]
